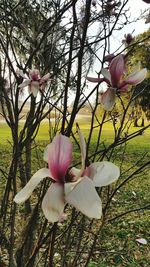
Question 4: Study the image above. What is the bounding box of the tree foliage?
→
[127,28,150,122]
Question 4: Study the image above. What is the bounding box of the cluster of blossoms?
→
[14,127,120,222]
[17,69,50,97]
[87,54,147,110]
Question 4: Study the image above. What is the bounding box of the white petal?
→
[70,167,81,177]
[126,68,147,85]
[100,88,116,111]
[88,161,120,187]
[42,183,65,222]
[65,178,82,195]
[136,238,147,245]
[16,69,27,78]
[41,73,50,82]
[18,79,30,88]
[65,177,102,219]
[31,87,39,97]
[30,81,40,97]
[101,68,111,82]
[14,168,50,203]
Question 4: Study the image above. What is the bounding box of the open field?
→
[0,120,150,266]
[1,118,150,144]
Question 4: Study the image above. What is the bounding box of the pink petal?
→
[125,68,147,85]
[48,135,73,182]
[104,53,115,63]
[86,76,104,83]
[109,55,125,87]
[40,73,50,83]
[119,83,129,92]
[42,183,65,222]
[100,88,116,111]
[29,69,41,81]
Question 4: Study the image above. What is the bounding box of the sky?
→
[90,0,149,65]
[120,0,149,35]
[110,0,149,49]
[126,0,150,35]
[20,0,150,104]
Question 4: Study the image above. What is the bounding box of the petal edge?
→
[42,183,65,222]
[65,177,102,219]
[14,168,50,203]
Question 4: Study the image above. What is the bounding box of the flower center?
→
[65,169,76,183]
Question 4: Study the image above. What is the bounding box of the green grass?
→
[0,120,150,266]
[1,119,150,144]
[0,123,12,143]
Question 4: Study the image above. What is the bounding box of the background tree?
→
[126,28,150,126]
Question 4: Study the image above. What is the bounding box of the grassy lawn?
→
[1,118,150,144]
[0,120,150,266]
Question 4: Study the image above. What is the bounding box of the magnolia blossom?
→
[86,54,147,110]
[14,129,120,223]
[18,69,50,97]
[104,53,115,64]
[122,33,134,46]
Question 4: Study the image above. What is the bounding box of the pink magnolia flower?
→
[122,34,134,46]
[86,55,147,110]
[18,69,50,97]
[104,53,115,64]
[101,55,147,92]
[14,128,120,223]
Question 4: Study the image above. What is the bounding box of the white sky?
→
[126,0,149,35]
[111,0,149,49]
[22,0,150,105]
[90,0,149,68]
